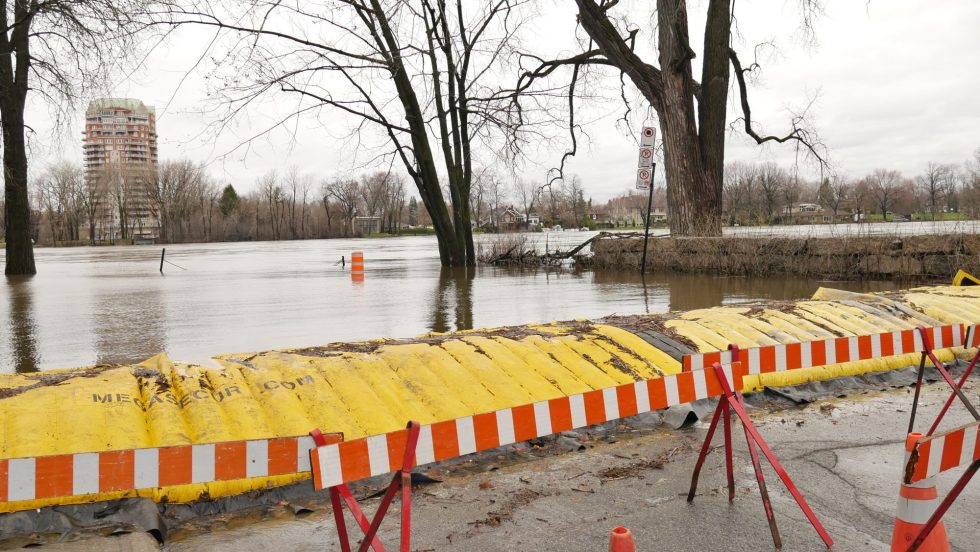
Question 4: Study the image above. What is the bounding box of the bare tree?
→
[757,162,786,224]
[506,0,827,237]
[917,163,955,220]
[326,178,360,237]
[866,169,902,221]
[160,0,525,266]
[2,0,153,274]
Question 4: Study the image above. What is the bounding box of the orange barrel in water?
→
[351,251,365,282]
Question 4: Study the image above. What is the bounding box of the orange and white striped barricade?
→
[308,423,421,552]
[906,326,980,437]
[683,325,965,376]
[309,365,758,551]
[897,424,980,552]
[686,359,834,549]
[921,324,980,438]
[0,433,339,507]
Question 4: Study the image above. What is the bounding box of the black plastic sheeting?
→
[1,359,975,545]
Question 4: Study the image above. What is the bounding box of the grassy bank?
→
[589,233,980,280]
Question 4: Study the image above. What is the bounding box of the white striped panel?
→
[747,347,761,375]
[318,444,342,489]
[848,336,859,361]
[893,331,904,355]
[569,394,587,429]
[775,345,787,371]
[824,339,837,365]
[720,350,734,366]
[801,341,813,368]
[689,354,704,370]
[634,381,651,414]
[73,453,99,496]
[722,364,735,391]
[495,409,516,446]
[366,434,391,476]
[533,401,552,438]
[961,426,979,468]
[8,458,36,501]
[664,376,680,406]
[913,330,924,353]
[134,448,159,489]
[871,333,882,359]
[457,416,477,455]
[692,369,707,400]
[415,425,435,465]
[926,438,945,479]
[296,436,314,473]
[192,444,215,484]
[933,327,943,349]
[602,387,619,422]
[246,440,269,478]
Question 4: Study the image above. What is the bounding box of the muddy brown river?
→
[1,226,942,373]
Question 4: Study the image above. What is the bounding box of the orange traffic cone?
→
[609,526,636,552]
[891,433,950,552]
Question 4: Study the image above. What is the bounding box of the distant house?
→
[526,213,540,226]
[355,216,382,235]
[781,204,851,224]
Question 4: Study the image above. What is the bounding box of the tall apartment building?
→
[82,98,159,242]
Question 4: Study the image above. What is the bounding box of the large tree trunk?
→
[575,0,726,237]
[2,103,37,275]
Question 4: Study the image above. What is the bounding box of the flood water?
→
[1,223,951,373]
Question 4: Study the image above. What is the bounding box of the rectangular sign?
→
[638,147,654,168]
[640,126,657,146]
[636,168,652,190]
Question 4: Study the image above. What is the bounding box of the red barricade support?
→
[687,355,833,549]
[310,422,421,552]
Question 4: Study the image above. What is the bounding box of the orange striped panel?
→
[940,430,965,473]
[386,428,409,471]
[676,372,696,404]
[858,335,873,360]
[785,343,802,370]
[431,420,459,461]
[811,341,827,367]
[901,330,916,354]
[834,337,850,363]
[941,326,954,348]
[472,412,500,453]
[912,440,930,483]
[582,390,606,425]
[158,446,192,487]
[647,378,668,411]
[100,450,134,492]
[35,455,74,499]
[704,368,724,397]
[881,332,896,357]
[215,441,247,481]
[616,385,639,418]
[548,397,574,433]
[511,404,537,442]
[268,438,298,476]
[759,346,777,374]
[340,439,371,483]
[0,459,7,502]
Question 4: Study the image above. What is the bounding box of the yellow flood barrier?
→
[2,284,980,512]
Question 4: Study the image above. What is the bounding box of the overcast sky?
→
[24,1,980,203]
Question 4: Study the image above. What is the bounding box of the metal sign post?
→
[636,125,657,274]
[640,164,656,274]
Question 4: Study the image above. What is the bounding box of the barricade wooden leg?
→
[724,405,736,502]
[688,394,729,502]
[711,363,834,548]
[907,353,928,435]
[927,348,980,436]
[907,459,980,552]
[329,487,353,552]
[735,389,782,549]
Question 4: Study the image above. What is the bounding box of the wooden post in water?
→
[640,163,657,274]
[160,248,166,274]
